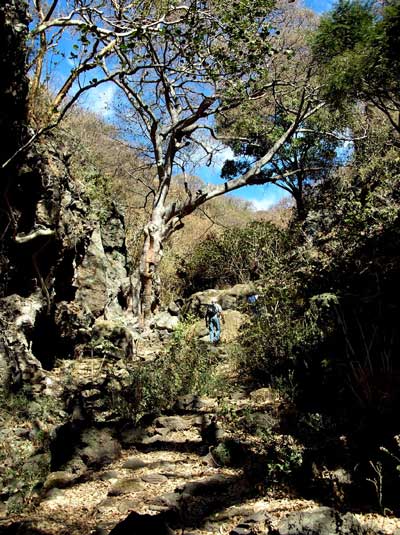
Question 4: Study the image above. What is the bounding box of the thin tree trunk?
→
[294,191,307,223]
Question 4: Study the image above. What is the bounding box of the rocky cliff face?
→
[0,1,136,394]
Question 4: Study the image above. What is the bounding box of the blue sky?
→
[195,153,286,212]
[305,0,334,14]
[304,0,334,13]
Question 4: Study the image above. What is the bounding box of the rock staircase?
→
[9,392,274,535]
[1,340,400,535]
[2,384,397,535]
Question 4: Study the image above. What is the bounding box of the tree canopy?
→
[312,0,400,134]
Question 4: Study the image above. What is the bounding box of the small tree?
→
[218,3,342,222]
[221,113,340,222]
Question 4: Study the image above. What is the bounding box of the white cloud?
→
[187,135,235,173]
[247,188,292,211]
[250,196,276,212]
[82,83,116,119]
[210,144,235,167]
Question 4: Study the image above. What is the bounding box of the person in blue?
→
[247,293,259,316]
[205,298,224,345]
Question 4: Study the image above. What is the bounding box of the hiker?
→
[247,293,259,316]
[205,298,224,345]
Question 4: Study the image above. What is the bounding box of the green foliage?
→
[264,112,400,474]
[155,0,275,95]
[2,452,50,514]
[0,386,64,426]
[181,221,291,293]
[106,318,225,422]
[215,4,342,222]
[232,104,400,452]
[264,434,304,482]
[217,402,304,479]
[311,0,374,107]
[221,117,340,221]
[212,442,234,466]
[312,0,374,63]
[312,0,400,128]
[212,440,246,467]
[237,286,325,395]
[78,165,115,224]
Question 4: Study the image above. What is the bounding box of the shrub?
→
[181,221,291,294]
[265,434,304,483]
[105,318,226,422]
[237,284,324,395]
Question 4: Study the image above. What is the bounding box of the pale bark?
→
[139,215,164,321]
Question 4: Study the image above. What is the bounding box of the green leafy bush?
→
[265,434,304,483]
[181,221,291,294]
[106,318,226,422]
[237,283,324,395]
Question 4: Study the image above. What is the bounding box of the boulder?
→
[249,388,277,404]
[54,300,94,343]
[154,415,195,431]
[108,479,144,496]
[79,428,121,469]
[74,225,108,318]
[152,311,179,332]
[122,458,148,470]
[100,471,120,481]
[268,507,363,535]
[178,474,232,496]
[167,301,180,316]
[53,426,121,473]
[220,294,237,310]
[42,471,76,491]
[230,525,255,535]
[186,283,256,316]
[0,292,46,390]
[91,319,136,359]
[220,310,247,343]
[120,427,152,447]
[175,394,217,412]
[187,320,208,340]
[141,473,168,484]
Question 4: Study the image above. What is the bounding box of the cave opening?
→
[6,235,58,297]
[54,249,77,302]
[30,312,73,370]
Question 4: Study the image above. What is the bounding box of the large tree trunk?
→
[134,108,322,322]
[139,209,165,322]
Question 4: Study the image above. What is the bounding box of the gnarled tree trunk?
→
[138,206,166,322]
